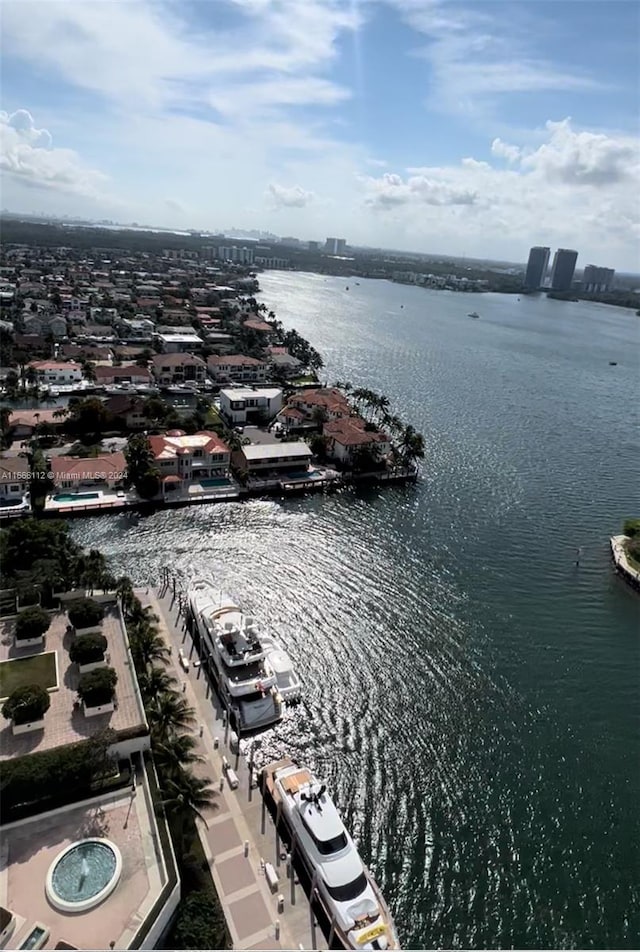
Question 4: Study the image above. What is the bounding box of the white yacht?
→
[188,581,283,734]
[260,634,302,704]
[264,759,399,950]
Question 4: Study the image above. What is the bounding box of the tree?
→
[0,519,81,586]
[2,684,51,724]
[154,732,205,778]
[309,433,329,460]
[77,666,118,706]
[69,633,108,665]
[170,891,229,951]
[130,620,170,669]
[0,406,11,448]
[124,433,160,497]
[623,519,640,538]
[15,606,51,641]
[68,597,104,630]
[25,446,51,513]
[66,397,112,443]
[161,771,216,852]
[148,693,196,743]
[76,550,108,593]
[139,665,178,700]
[398,425,426,468]
[116,576,136,615]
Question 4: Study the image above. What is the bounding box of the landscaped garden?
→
[0,652,57,699]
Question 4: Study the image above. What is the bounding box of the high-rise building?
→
[307,240,319,251]
[523,246,550,290]
[582,265,615,293]
[550,249,578,291]
[324,237,347,254]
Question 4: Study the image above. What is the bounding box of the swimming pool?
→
[52,492,101,503]
[199,478,231,488]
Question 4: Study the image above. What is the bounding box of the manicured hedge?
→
[78,666,117,706]
[2,684,50,724]
[15,606,50,641]
[69,633,107,665]
[68,598,104,630]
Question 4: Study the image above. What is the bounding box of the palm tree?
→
[161,771,216,852]
[399,425,426,468]
[140,665,178,700]
[131,622,170,669]
[116,576,136,616]
[148,693,196,743]
[154,732,205,778]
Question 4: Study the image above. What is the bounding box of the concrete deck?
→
[0,780,166,951]
[144,585,327,951]
[0,606,147,761]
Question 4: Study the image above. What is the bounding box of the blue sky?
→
[1,0,638,268]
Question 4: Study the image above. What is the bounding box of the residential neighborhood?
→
[0,240,424,520]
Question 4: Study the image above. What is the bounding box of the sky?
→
[1,0,639,269]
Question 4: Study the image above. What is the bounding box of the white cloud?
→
[491,138,521,163]
[268,183,315,208]
[388,0,609,118]
[0,109,108,198]
[361,119,640,265]
[520,119,638,186]
[364,172,476,208]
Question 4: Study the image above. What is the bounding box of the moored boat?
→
[187,581,283,734]
[262,759,399,949]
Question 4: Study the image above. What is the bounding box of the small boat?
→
[468,311,480,319]
[346,286,350,290]
[609,361,617,366]
[262,759,399,949]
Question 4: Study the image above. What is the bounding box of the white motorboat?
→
[260,634,302,703]
[264,759,399,950]
[188,581,283,733]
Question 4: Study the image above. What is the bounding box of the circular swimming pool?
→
[45,839,122,912]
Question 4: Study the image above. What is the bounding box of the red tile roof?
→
[324,416,389,447]
[94,365,151,380]
[208,354,265,366]
[148,430,230,460]
[50,452,127,480]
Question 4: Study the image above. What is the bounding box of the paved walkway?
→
[140,586,325,951]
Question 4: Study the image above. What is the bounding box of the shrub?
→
[68,597,104,630]
[623,518,640,538]
[0,730,117,821]
[14,606,50,641]
[2,684,51,724]
[78,666,117,706]
[69,633,107,666]
[170,891,230,950]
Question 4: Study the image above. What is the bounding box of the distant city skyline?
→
[1,1,638,270]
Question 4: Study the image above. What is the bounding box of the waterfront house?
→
[93,365,152,386]
[207,354,268,384]
[323,417,391,465]
[219,387,282,425]
[285,387,351,422]
[149,430,230,496]
[238,442,312,478]
[0,458,30,502]
[243,318,272,334]
[151,353,207,386]
[269,352,304,378]
[50,452,127,491]
[28,360,83,386]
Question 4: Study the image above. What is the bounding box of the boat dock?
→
[148,583,328,951]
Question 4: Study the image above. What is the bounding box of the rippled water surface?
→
[72,275,640,949]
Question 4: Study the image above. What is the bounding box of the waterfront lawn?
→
[205,406,224,427]
[624,541,640,573]
[0,651,57,699]
[290,375,317,386]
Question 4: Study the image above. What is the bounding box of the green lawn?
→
[205,407,223,427]
[0,651,58,699]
